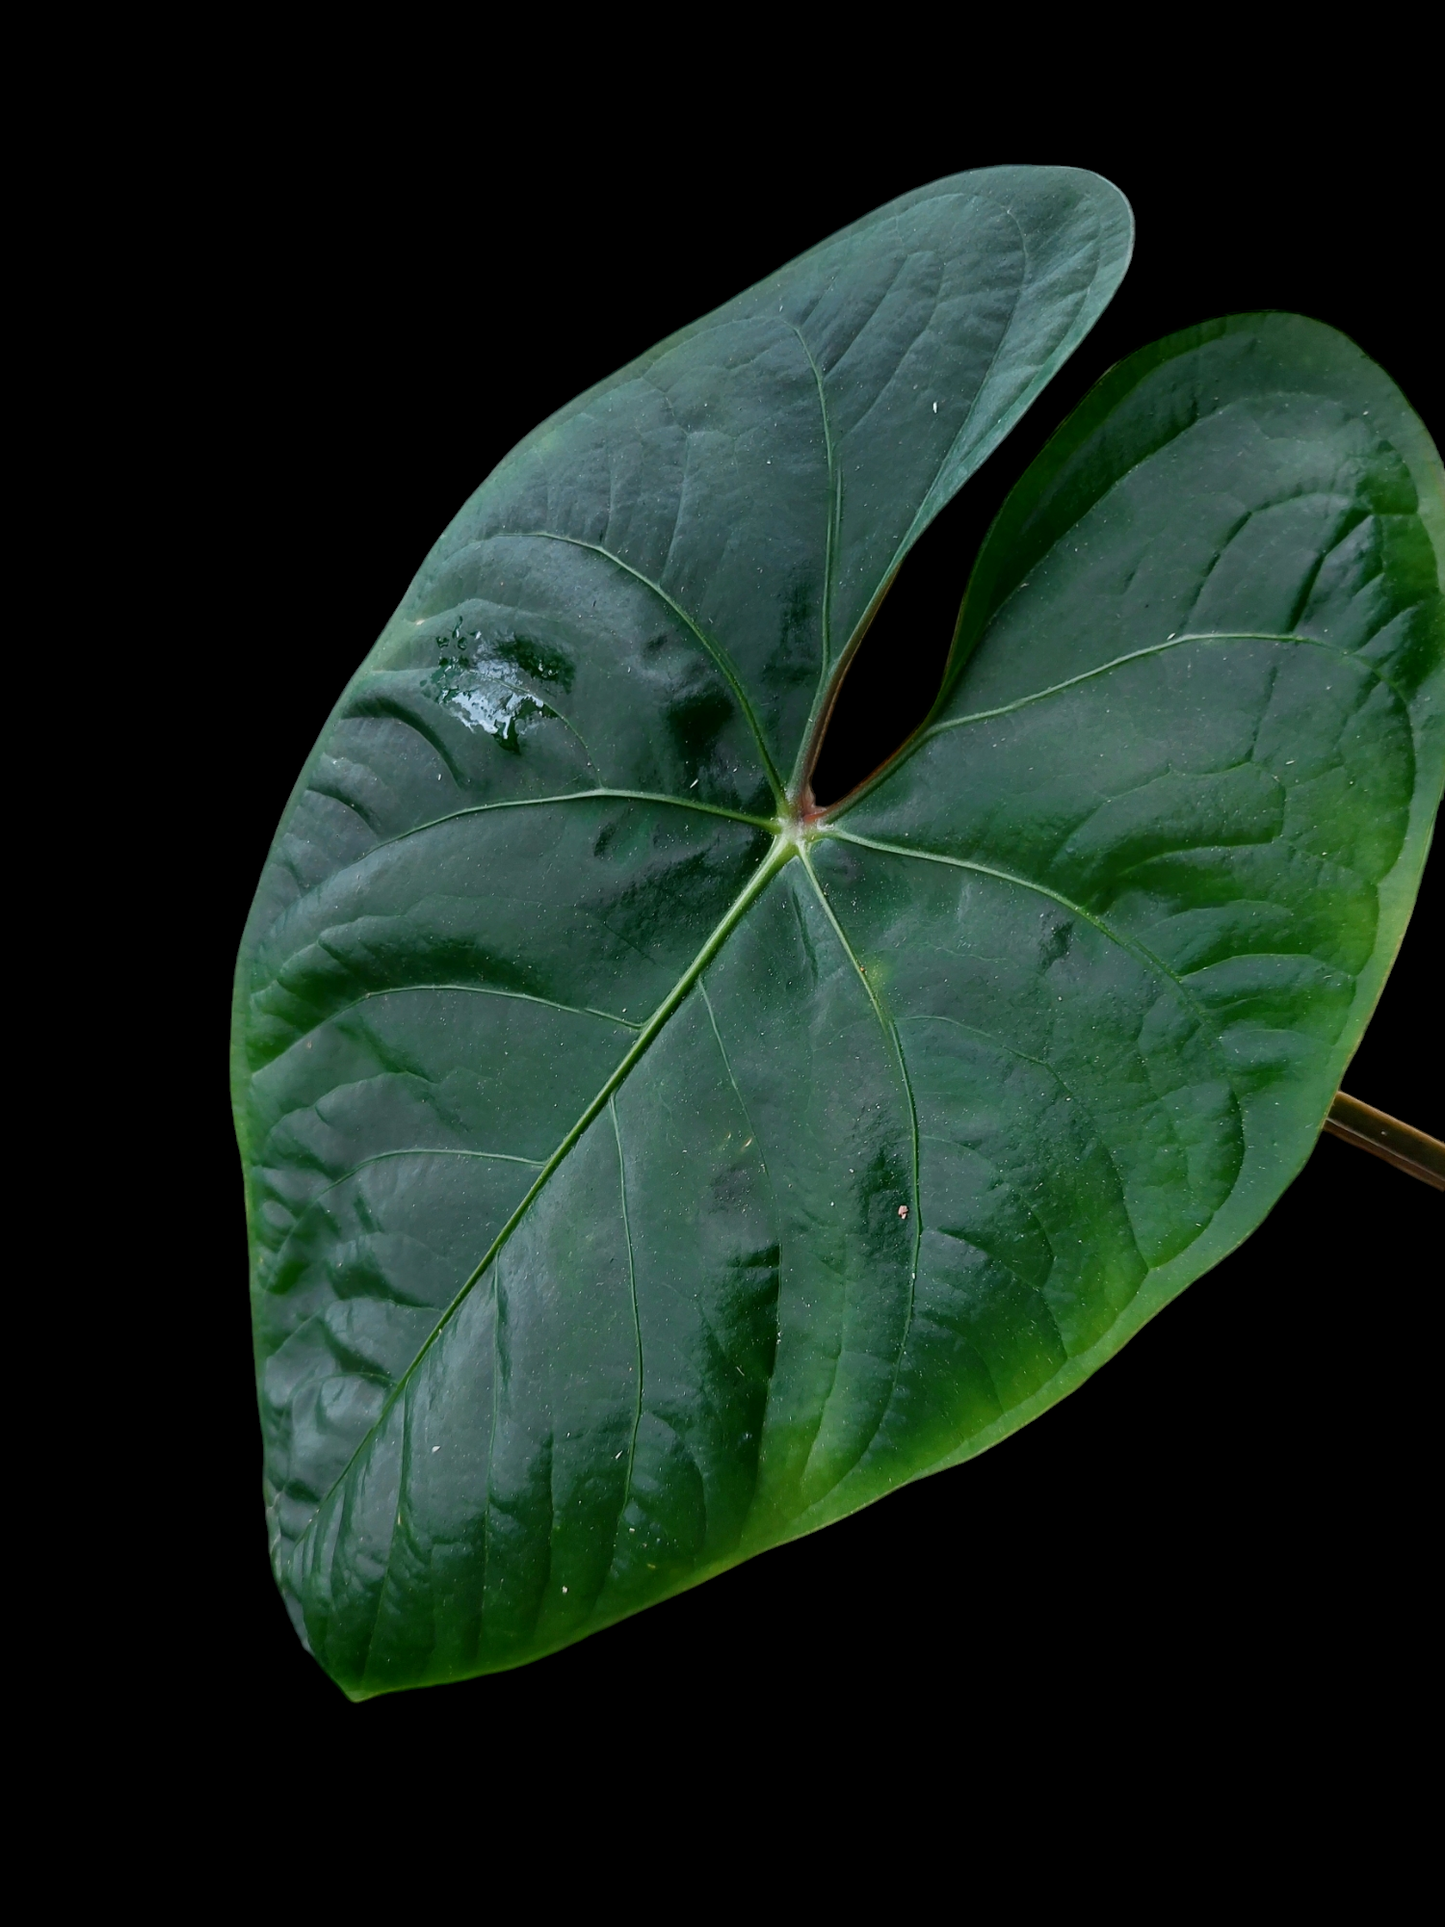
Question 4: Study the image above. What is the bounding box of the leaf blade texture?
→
[233,171,1443,1696]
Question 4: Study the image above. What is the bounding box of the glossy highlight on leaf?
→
[232,168,1444,1697]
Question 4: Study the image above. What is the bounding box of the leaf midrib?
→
[795,846,922,1486]
[281,831,797,1578]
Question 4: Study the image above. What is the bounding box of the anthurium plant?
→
[232,167,1443,1698]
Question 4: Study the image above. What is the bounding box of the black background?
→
[176,99,1439,1772]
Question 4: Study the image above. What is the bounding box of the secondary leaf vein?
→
[821,827,1230,1057]
[523,532,786,803]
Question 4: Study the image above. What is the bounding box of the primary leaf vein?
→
[788,323,839,673]
[281,839,795,1580]
[798,849,922,1491]
[610,1096,645,1544]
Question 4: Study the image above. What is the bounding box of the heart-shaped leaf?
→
[233,170,1442,1697]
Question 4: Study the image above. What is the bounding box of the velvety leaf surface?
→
[233,174,1442,1697]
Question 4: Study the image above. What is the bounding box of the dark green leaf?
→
[233,172,1442,1697]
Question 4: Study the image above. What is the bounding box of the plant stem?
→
[1324,1092,1445,1190]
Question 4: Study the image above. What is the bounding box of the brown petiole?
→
[1325,1092,1445,1190]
